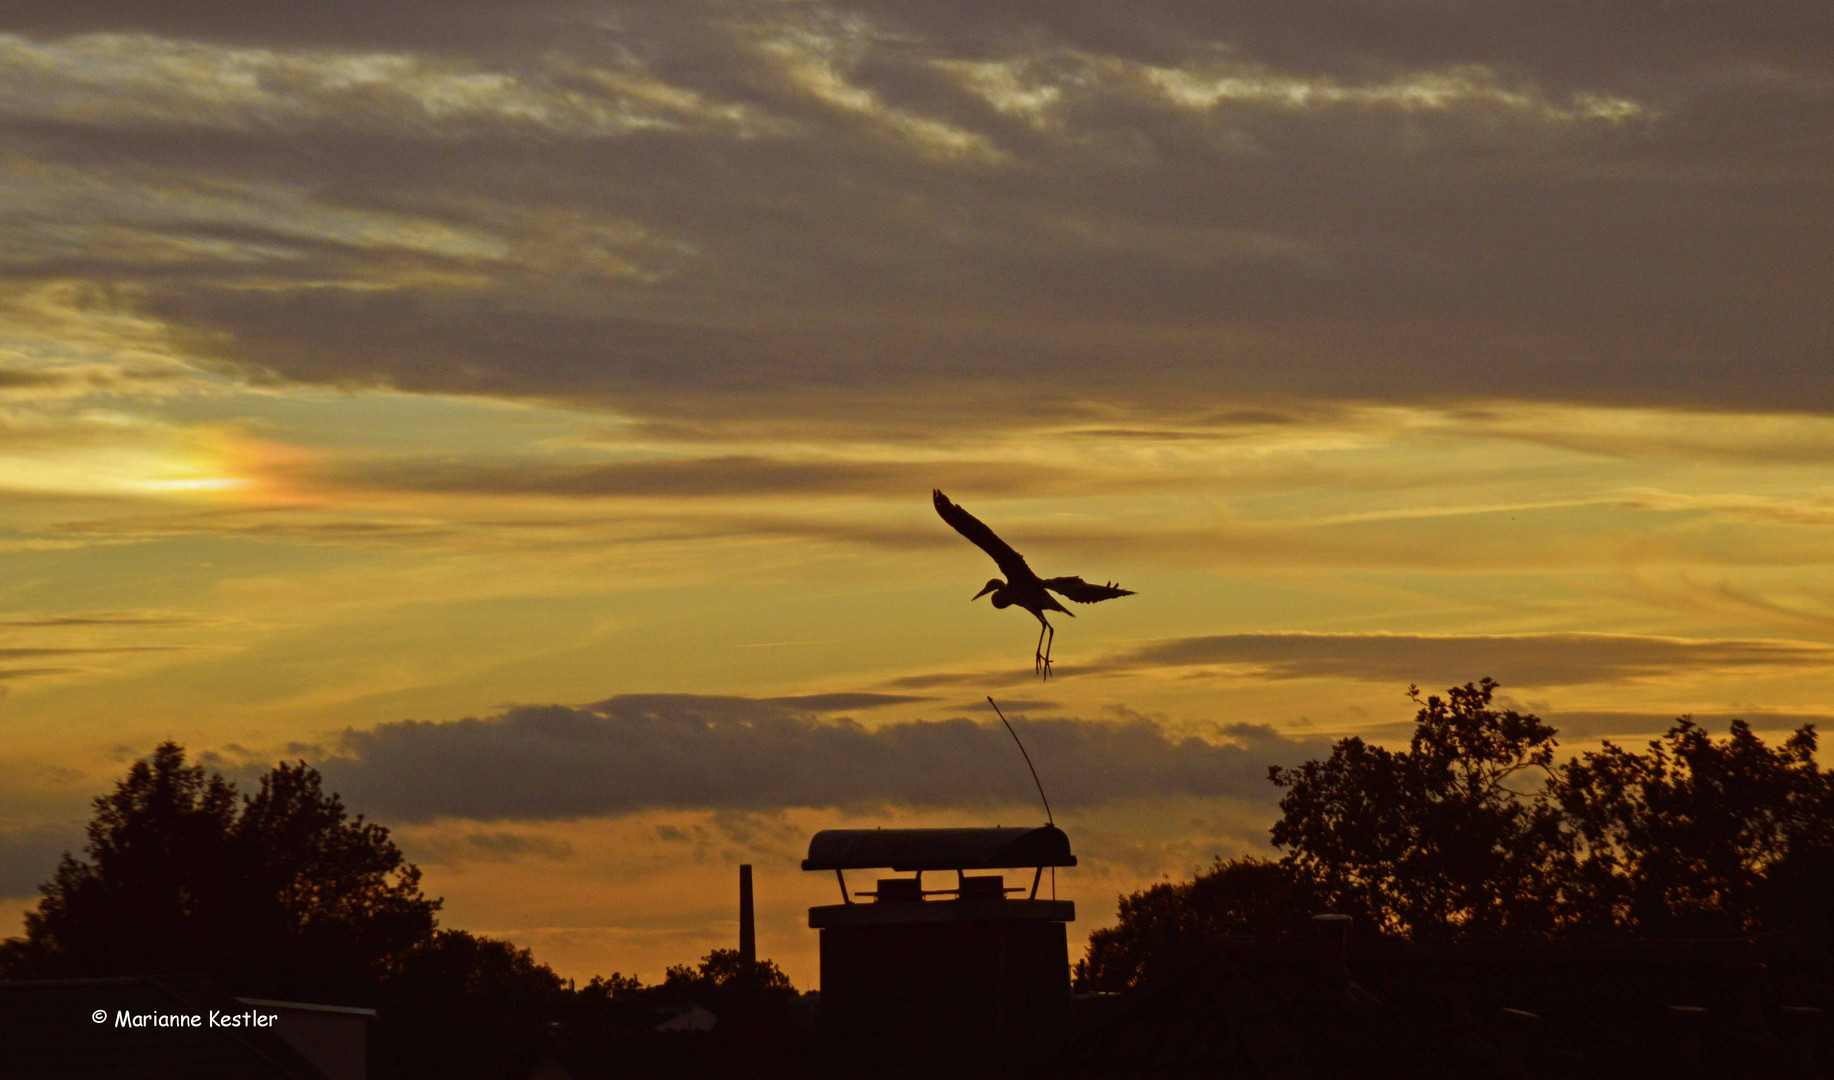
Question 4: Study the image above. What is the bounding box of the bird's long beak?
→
[972,583,997,601]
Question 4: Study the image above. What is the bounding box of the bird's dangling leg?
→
[1034,615,1054,681]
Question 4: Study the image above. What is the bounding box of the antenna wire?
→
[987,696,1053,826]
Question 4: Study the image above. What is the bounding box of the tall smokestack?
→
[739,863,756,972]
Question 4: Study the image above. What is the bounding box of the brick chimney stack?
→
[1311,913,1379,1008]
[739,863,756,971]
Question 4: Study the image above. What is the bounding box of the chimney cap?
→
[802,824,1075,871]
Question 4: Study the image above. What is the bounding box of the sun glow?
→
[0,410,297,502]
[136,476,254,493]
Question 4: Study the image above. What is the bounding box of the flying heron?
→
[932,489,1135,679]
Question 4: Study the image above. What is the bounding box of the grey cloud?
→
[0,646,181,659]
[404,829,577,866]
[0,4,562,52]
[0,2,1825,424]
[0,823,78,899]
[759,692,929,710]
[0,667,76,682]
[1084,632,1834,687]
[880,669,1044,691]
[0,649,183,689]
[705,809,805,864]
[0,611,200,627]
[953,697,1058,712]
[0,366,186,397]
[0,33,772,141]
[300,693,1328,823]
[1543,710,1834,741]
[13,0,1813,84]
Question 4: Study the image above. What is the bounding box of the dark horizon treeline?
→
[11,681,1834,1070]
[0,743,798,1079]
[1080,678,1834,990]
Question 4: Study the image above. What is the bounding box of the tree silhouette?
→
[3,742,437,1000]
[1554,717,1834,935]
[374,929,571,1079]
[1,743,823,1079]
[1077,856,1317,990]
[1087,679,1834,984]
[1269,679,1562,933]
[659,948,797,1009]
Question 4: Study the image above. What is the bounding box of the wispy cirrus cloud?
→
[0,610,203,628]
[0,32,774,140]
[314,454,1084,500]
[0,644,189,693]
[1100,632,1834,686]
[0,646,183,659]
[889,632,1834,690]
[0,666,78,686]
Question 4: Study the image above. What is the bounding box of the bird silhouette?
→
[932,489,1135,679]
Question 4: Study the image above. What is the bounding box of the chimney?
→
[1778,1007,1825,1080]
[739,863,756,972]
[1311,912,1350,984]
[1493,1008,1540,1080]
[800,824,1078,1067]
[1729,961,1770,1034]
[1311,913,1378,1008]
[1666,1005,1712,1079]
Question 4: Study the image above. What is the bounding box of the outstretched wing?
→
[1043,577,1135,604]
[933,489,1035,583]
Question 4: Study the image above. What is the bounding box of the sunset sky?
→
[2,2,1831,988]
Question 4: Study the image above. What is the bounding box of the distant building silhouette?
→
[236,996,375,1080]
[0,975,372,1080]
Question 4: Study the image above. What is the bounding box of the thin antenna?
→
[988,696,1052,826]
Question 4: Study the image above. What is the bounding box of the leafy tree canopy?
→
[374,929,572,1079]
[1077,856,1316,991]
[1085,680,1834,990]
[1269,678,1563,934]
[1555,717,1834,935]
[1,743,808,1080]
[661,948,797,1004]
[3,742,438,1001]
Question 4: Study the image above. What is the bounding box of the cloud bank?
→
[294,694,1328,823]
[0,1,1825,425]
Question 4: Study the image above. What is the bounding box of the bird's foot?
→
[1036,653,1053,681]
